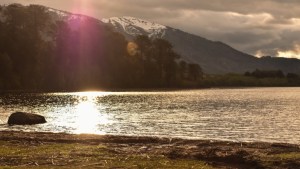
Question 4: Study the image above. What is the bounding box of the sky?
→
[1,0,300,59]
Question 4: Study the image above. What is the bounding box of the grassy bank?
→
[0,131,300,168]
[0,141,211,169]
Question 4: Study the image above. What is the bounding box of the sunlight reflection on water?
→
[1,88,300,144]
[51,92,113,135]
[74,93,111,134]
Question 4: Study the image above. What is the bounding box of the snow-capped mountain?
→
[102,17,167,39]
[103,16,300,74]
[2,4,300,74]
[102,16,259,73]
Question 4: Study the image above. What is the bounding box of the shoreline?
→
[1,131,300,168]
[0,129,299,146]
[1,86,300,94]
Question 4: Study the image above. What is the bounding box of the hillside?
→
[104,17,300,74]
[0,4,202,90]
[1,4,300,91]
[2,4,299,75]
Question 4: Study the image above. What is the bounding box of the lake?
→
[0,87,300,144]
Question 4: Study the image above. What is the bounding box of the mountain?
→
[1,4,203,90]
[101,17,167,39]
[103,16,300,74]
[1,4,300,75]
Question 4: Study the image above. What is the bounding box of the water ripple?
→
[0,88,300,144]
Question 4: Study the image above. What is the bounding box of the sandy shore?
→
[0,131,300,168]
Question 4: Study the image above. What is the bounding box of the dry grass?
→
[0,141,213,169]
[0,131,300,169]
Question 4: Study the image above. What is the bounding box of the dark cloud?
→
[1,0,300,58]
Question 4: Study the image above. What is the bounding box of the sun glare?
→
[74,92,112,134]
[75,91,112,97]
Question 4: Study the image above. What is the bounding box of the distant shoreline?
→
[1,86,300,94]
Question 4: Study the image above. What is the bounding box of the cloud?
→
[1,0,300,58]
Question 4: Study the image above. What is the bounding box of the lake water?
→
[0,88,300,144]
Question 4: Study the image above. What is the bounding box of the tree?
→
[188,63,203,81]
[0,53,19,89]
[0,53,13,77]
[250,69,285,78]
[0,4,205,90]
[179,61,188,79]
[152,38,179,85]
[135,35,151,60]
[286,73,299,79]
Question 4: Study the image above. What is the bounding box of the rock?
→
[8,112,46,125]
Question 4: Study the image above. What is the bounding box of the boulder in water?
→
[8,112,46,125]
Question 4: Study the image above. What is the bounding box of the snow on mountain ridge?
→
[48,8,68,18]
[47,8,90,22]
[102,16,167,38]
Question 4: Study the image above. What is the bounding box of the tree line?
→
[0,4,203,91]
[245,69,299,79]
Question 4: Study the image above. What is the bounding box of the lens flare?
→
[70,0,95,17]
[127,42,138,56]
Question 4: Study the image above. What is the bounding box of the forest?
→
[0,4,203,91]
[1,4,300,92]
